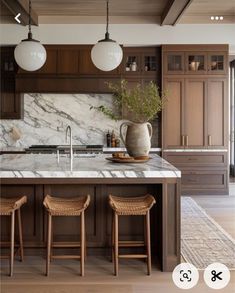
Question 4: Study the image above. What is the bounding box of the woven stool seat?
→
[43,195,90,216]
[0,196,27,216]
[109,194,156,215]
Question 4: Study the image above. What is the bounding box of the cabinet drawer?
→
[164,152,227,168]
[181,170,228,195]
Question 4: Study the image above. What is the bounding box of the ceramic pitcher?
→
[120,121,152,157]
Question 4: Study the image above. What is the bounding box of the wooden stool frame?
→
[0,197,26,277]
[111,210,152,276]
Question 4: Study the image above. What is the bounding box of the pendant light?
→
[14,0,46,71]
[91,0,123,71]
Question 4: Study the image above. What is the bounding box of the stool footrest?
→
[119,254,148,259]
[52,242,81,248]
[52,255,81,259]
[118,240,145,247]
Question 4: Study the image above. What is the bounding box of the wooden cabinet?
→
[208,52,227,74]
[163,152,228,195]
[163,77,226,149]
[163,45,228,75]
[123,47,159,77]
[57,48,79,74]
[164,52,184,75]
[162,45,228,195]
[207,78,227,147]
[37,48,57,74]
[0,46,23,119]
[163,78,184,148]
[185,52,207,74]
[184,79,205,147]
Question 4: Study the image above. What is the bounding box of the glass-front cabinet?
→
[208,53,227,74]
[123,48,158,75]
[185,53,207,74]
[164,52,184,74]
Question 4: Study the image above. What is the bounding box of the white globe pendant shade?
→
[14,40,47,71]
[91,40,123,71]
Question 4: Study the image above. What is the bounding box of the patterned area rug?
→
[181,197,235,269]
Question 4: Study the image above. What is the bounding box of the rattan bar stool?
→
[0,196,27,277]
[109,194,156,276]
[43,194,90,276]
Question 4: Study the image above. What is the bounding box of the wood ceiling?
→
[1,0,235,25]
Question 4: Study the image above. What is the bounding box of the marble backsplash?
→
[0,93,160,148]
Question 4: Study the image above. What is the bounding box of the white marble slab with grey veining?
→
[0,93,160,148]
[0,154,181,178]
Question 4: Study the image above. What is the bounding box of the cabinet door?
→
[185,52,207,74]
[37,49,57,74]
[207,78,227,147]
[184,79,206,147]
[163,78,184,148]
[57,49,79,74]
[79,47,99,75]
[0,78,23,119]
[208,52,227,74]
[123,51,142,74]
[164,52,184,75]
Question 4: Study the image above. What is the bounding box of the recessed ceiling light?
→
[220,16,223,20]
[215,16,219,20]
[210,16,214,20]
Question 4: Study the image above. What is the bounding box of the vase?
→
[120,121,152,157]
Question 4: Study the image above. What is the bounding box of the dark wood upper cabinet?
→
[79,46,99,75]
[122,47,160,77]
[37,48,57,74]
[0,47,23,119]
[57,48,79,74]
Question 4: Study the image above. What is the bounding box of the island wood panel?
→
[0,179,180,272]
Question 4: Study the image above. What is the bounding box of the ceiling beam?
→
[161,0,194,26]
[1,0,38,26]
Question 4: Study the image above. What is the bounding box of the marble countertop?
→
[0,153,180,179]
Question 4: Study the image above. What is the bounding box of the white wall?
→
[1,23,235,54]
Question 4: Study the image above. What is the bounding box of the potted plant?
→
[91,80,166,157]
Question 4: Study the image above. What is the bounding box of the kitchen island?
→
[0,153,181,272]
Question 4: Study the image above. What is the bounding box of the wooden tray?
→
[106,157,150,163]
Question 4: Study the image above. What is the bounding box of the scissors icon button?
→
[204,263,230,289]
[211,270,223,282]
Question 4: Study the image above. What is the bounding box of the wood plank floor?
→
[1,190,235,293]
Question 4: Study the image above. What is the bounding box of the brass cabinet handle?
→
[185,135,189,146]
[208,135,212,146]
[181,135,185,146]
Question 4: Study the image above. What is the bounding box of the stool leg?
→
[111,212,114,263]
[80,211,85,276]
[10,211,15,277]
[84,229,87,262]
[50,221,53,263]
[146,211,151,275]
[114,212,118,276]
[46,213,52,276]
[17,209,24,262]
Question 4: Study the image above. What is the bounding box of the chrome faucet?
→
[66,125,73,169]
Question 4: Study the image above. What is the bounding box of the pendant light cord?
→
[28,0,32,39]
[105,0,110,39]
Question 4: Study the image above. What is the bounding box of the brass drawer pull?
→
[185,135,189,146]
[208,135,212,146]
